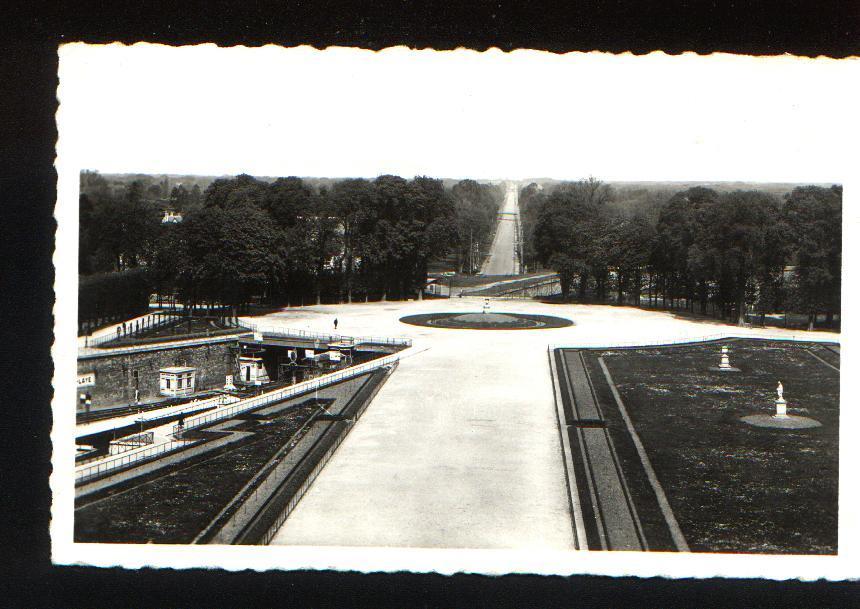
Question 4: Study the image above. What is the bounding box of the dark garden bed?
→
[577,339,839,554]
[74,375,369,544]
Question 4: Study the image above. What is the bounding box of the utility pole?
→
[468,228,473,274]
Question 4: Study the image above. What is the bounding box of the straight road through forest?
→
[480,182,521,276]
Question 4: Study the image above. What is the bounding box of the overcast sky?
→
[57,44,857,183]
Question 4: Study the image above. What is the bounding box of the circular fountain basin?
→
[399,311,573,330]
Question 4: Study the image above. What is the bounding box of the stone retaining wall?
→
[76,342,234,410]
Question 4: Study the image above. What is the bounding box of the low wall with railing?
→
[75,352,401,486]
[174,353,400,435]
[76,436,198,485]
[237,320,412,348]
[459,274,558,297]
[548,331,839,352]
[78,333,247,360]
[80,319,411,357]
[108,431,155,455]
[253,364,392,545]
[495,278,562,299]
[83,313,178,348]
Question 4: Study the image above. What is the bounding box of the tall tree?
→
[532,178,611,299]
[203,174,268,209]
[783,185,842,329]
[690,190,785,324]
[332,178,377,302]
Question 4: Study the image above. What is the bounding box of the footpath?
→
[554,350,646,551]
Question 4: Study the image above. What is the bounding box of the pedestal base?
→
[708,366,741,372]
[775,398,787,417]
[740,414,822,429]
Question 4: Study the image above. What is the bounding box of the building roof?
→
[160,366,196,374]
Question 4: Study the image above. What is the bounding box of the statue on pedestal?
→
[774,380,788,418]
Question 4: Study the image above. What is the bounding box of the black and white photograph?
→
[51,44,858,580]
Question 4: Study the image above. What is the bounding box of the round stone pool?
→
[399,311,573,330]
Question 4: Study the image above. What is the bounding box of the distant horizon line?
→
[80,171,841,187]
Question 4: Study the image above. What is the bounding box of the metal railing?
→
[84,313,179,348]
[495,278,561,298]
[75,436,197,485]
[258,418,350,545]
[76,355,396,485]
[237,320,412,348]
[458,273,558,297]
[78,333,250,359]
[548,331,840,352]
[257,363,394,545]
[75,327,405,483]
[108,431,155,455]
[117,431,154,445]
[75,394,235,484]
[174,353,400,436]
[135,394,237,423]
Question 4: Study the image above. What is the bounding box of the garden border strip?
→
[580,352,649,550]
[560,349,607,549]
[598,356,690,552]
[547,347,587,550]
[804,348,840,372]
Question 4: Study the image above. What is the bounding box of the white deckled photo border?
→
[53,43,859,579]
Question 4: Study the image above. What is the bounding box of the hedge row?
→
[78,268,152,332]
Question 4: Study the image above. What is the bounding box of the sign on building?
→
[77,372,96,387]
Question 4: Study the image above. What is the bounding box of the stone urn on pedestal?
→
[710,344,740,372]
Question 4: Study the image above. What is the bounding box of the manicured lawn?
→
[581,339,839,554]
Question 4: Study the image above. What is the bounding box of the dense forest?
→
[521,179,842,328]
[78,171,841,331]
[78,172,502,327]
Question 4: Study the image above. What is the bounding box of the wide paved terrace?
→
[255,298,836,550]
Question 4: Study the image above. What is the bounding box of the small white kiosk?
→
[159,366,197,397]
[239,355,271,386]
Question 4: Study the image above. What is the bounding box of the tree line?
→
[78,172,502,325]
[521,179,841,328]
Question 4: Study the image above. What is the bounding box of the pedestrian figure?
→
[334,318,338,331]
